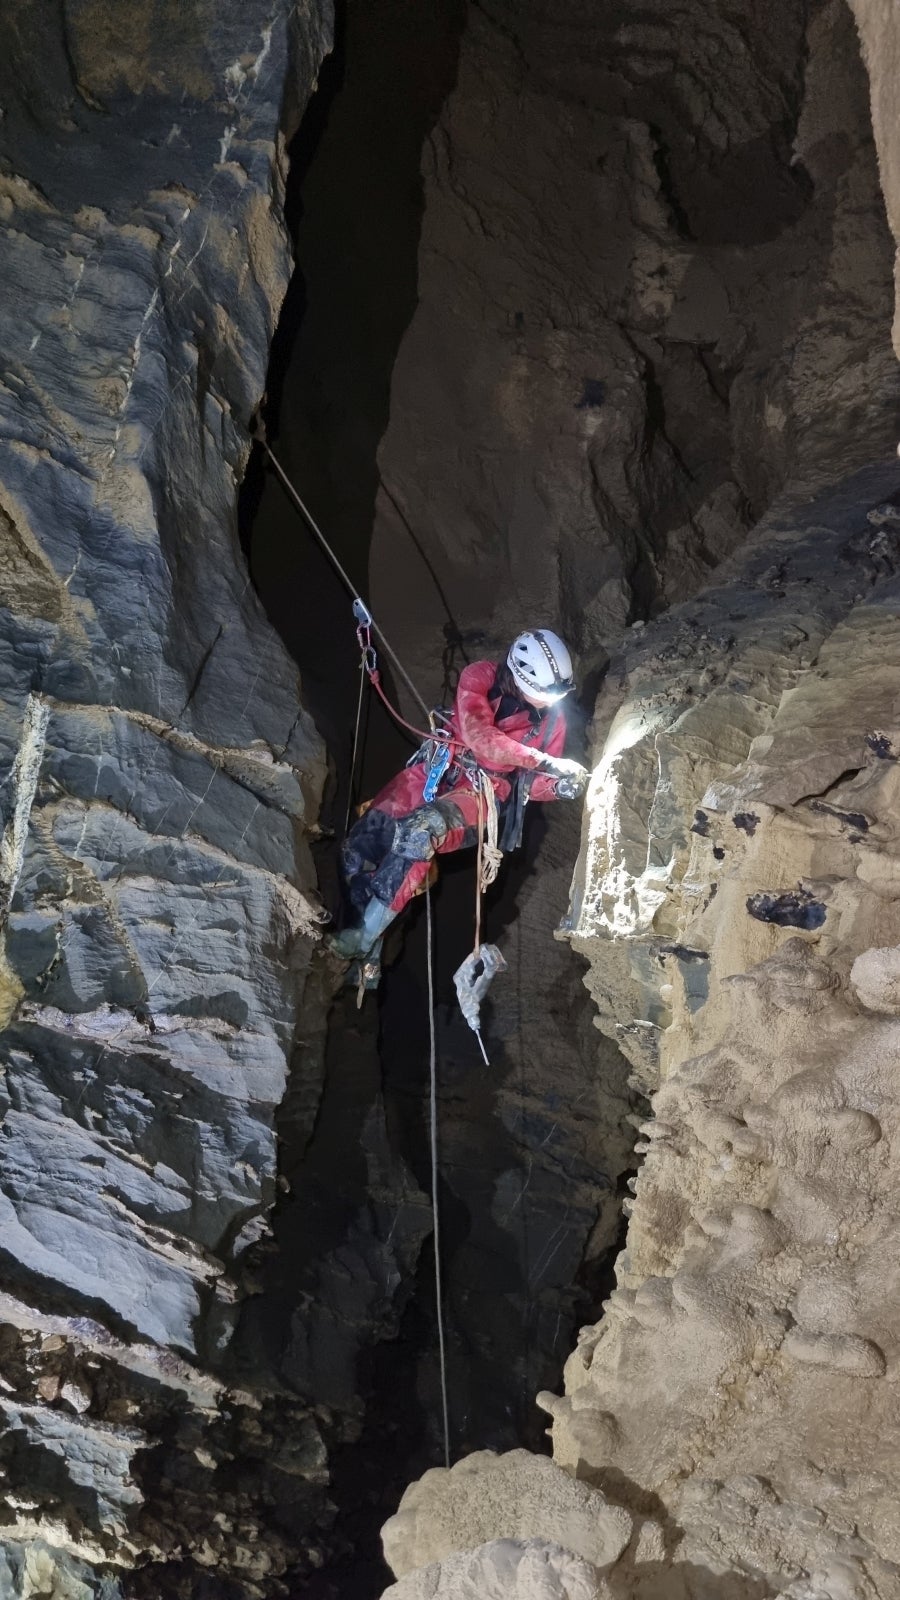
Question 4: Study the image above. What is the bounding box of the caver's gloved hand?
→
[540,754,589,798]
[555,771,589,800]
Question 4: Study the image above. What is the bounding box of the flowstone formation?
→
[552,463,900,1597]
[0,2,337,1593]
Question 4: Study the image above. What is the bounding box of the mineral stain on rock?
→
[746,889,827,930]
[809,799,870,832]
[575,378,606,410]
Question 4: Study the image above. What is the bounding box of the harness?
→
[409,665,560,851]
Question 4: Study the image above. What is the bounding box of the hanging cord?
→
[427,884,451,1468]
[472,771,503,958]
[474,788,483,958]
[353,615,465,751]
[259,426,456,1461]
[256,430,431,721]
[256,427,468,753]
[479,770,502,890]
[344,654,368,833]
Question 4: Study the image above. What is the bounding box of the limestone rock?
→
[382,1450,631,1580]
[370,0,897,673]
[552,448,900,1592]
[0,0,337,1589]
[782,1332,886,1377]
[849,0,900,354]
[381,1538,604,1600]
[850,946,900,1013]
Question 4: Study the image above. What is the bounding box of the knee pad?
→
[393,804,449,862]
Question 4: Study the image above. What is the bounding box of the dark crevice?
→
[238,0,468,814]
[648,124,694,242]
[179,622,223,719]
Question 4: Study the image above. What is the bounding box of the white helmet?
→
[507,629,574,700]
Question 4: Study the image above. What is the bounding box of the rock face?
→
[548,466,900,1595]
[850,0,900,354]
[0,2,336,1592]
[370,0,897,664]
[382,1538,602,1600]
[373,2,900,1596]
[381,483,900,1600]
[383,1450,632,1578]
[331,0,898,1511]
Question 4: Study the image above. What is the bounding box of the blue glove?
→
[555,768,588,800]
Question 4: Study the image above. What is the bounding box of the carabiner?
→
[423,739,452,801]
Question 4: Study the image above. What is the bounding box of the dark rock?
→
[746,889,828,931]
[0,0,335,1590]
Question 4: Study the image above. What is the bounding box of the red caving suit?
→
[340,659,568,917]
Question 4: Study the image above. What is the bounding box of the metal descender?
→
[453,943,508,1065]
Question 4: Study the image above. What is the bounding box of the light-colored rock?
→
[849,0,900,355]
[783,1332,886,1377]
[382,1451,631,1580]
[850,946,900,1013]
[381,1539,603,1600]
[548,483,900,1589]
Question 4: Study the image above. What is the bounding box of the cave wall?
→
[546,459,900,1597]
[376,1,900,1596]
[362,0,899,1546]
[0,3,337,1592]
[849,0,900,357]
[370,0,898,666]
[0,0,895,1591]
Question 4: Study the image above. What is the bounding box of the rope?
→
[257,432,470,758]
[258,427,500,1455]
[345,654,367,833]
[427,884,451,1468]
[480,771,503,891]
[474,789,484,958]
[472,771,503,958]
[365,664,463,751]
[258,435,431,721]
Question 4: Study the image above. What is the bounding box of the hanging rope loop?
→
[479,770,503,892]
[356,621,378,680]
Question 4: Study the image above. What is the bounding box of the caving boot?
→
[348,941,384,1007]
[326,894,396,963]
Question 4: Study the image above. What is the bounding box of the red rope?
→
[367,667,466,749]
